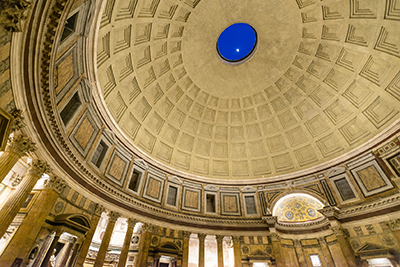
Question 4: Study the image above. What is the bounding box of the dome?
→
[95,0,400,182]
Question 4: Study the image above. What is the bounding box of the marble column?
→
[232,236,242,267]
[216,235,224,267]
[0,134,36,184]
[75,204,105,267]
[135,223,153,267]
[331,226,358,267]
[294,240,307,267]
[0,176,66,266]
[318,237,335,267]
[182,231,191,267]
[59,237,75,267]
[153,255,160,267]
[198,233,207,267]
[93,211,120,267]
[41,232,62,267]
[0,159,50,238]
[270,233,284,267]
[67,239,82,267]
[118,218,137,267]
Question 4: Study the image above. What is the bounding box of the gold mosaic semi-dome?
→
[96,0,400,181]
[273,194,324,223]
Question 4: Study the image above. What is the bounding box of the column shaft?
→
[41,234,61,267]
[232,237,242,267]
[216,235,224,267]
[319,238,335,267]
[135,224,153,267]
[271,234,284,267]
[0,160,49,238]
[198,234,206,267]
[117,219,136,267]
[93,211,120,267]
[333,227,358,267]
[182,231,191,267]
[294,241,307,267]
[0,177,64,266]
[75,206,104,267]
[67,242,81,267]
[59,242,74,267]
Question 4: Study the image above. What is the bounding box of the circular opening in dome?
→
[217,23,257,65]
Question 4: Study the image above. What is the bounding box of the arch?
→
[271,192,325,223]
[158,242,180,251]
[269,188,328,213]
[54,213,91,234]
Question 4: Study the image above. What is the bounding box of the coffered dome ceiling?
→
[96,0,400,180]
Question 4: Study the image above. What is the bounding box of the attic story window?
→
[217,23,257,64]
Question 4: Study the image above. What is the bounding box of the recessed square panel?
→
[350,159,393,197]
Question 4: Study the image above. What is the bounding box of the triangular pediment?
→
[357,243,386,252]
[248,249,268,257]
[326,166,346,178]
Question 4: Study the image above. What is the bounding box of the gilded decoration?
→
[274,194,323,223]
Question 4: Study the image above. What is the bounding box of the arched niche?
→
[272,193,325,223]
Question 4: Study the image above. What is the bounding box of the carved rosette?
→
[198,233,207,241]
[28,159,51,178]
[94,204,105,216]
[127,218,138,228]
[6,135,36,156]
[108,211,120,223]
[183,231,191,239]
[216,235,224,243]
[44,176,66,194]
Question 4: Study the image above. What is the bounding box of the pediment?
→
[326,166,346,178]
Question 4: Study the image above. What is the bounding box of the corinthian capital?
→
[216,235,224,243]
[108,211,120,223]
[232,236,241,243]
[6,135,36,156]
[10,109,25,132]
[44,176,66,194]
[183,231,191,239]
[94,204,105,216]
[198,233,207,241]
[127,218,138,228]
[28,159,51,177]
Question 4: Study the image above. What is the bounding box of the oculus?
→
[217,23,257,64]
